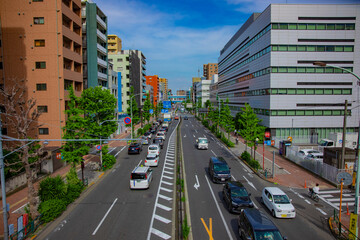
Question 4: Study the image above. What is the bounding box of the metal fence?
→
[10,214,42,240]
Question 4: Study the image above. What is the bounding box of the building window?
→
[0,62,2,69]
[33,17,44,24]
[35,61,46,69]
[33,0,43,1]
[37,105,48,113]
[117,58,122,62]
[39,128,49,135]
[34,39,45,47]
[36,83,47,91]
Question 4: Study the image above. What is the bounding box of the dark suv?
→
[208,157,231,183]
[238,208,286,240]
[128,142,142,154]
[223,181,254,213]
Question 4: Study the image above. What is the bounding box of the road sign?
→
[56,153,62,160]
[163,101,171,109]
[265,131,271,138]
[149,109,153,114]
[96,145,102,151]
[161,109,169,113]
[124,117,131,124]
[337,172,352,185]
[287,136,293,142]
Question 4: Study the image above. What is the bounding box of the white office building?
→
[195,80,212,107]
[217,4,360,142]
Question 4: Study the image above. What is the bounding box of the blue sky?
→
[97,0,359,92]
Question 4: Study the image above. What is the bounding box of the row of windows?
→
[272,45,354,52]
[219,24,271,67]
[271,23,355,30]
[34,17,44,24]
[271,66,353,73]
[220,67,271,88]
[270,109,351,116]
[220,46,271,75]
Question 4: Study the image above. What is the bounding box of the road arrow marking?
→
[243,176,257,190]
[194,175,200,190]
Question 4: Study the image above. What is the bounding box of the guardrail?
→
[331,210,359,240]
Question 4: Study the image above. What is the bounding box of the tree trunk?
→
[23,145,38,218]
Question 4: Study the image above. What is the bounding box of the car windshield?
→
[131,173,146,180]
[214,163,229,172]
[308,150,320,154]
[273,194,291,204]
[149,146,158,150]
[255,230,283,240]
[231,188,248,197]
[146,156,157,160]
[199,139,208,144]
[318,140,327,146]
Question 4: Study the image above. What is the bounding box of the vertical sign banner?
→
[17,215,24,240]
[349,213,357,240]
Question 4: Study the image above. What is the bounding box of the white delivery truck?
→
[319,132,358,149]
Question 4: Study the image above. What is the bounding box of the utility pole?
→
[0,113,9,240]
[341,100,348,169]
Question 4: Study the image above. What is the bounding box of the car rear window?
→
[146,156,157,160]
[131,173,146,180]
[149,146,158,150]
[254,230,283,240]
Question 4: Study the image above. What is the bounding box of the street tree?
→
[221,98,235,140]
[0,78,49,218]
[61,87,89,167]
[80,86,117,143]
[142,94,151,124]
[238,103,266,158]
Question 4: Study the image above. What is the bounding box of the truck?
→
[163,113,172,122]
[319,132,358,149]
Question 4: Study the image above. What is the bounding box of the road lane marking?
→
[318,195,339,210]
[166,163,175,166]
[164,166,174,170]
[201,218,213,240]
[195,130,198,133]
[92,198,118,235]
[151,228,171,240]
[137,159,142,167]
[193,135,196,138]
[163,175,173,180]
[211,150,217,157]
[194,175,200,190]
[162,181,173,186]
[159,194,172,201]
[328,198,354,202]
[108,147,116,154]
[163,170,173,175]
[204,175,234,240]
[316,207,327,216]
[304,199,311,204]
[211,137,215,141]
[114,146,126,157]
[243,176,257,190]
[154,214,171,224]
[157,203,172,211]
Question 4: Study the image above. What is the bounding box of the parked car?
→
[223,181,254,213]
[298,149,321,159]
[148,144,160,156]
[208,156,231,183]
[141,136,150,145]
[238,208,286,240]
[261,187,296,218]
[156,132,166,140]
[128,142,142,154]
[145,153,159,167]
[304,152,323,162]
[196,137,209,150]
[153,137,164,149]
[130,166,153,189]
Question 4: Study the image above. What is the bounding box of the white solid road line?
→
[137,159,142,167]
[211,150,217,157]
[114,146,126,157]
[243,176,257,190]
[204,175,234,240]
[92,198,118,235]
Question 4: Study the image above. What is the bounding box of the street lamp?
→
[314,61,360,237]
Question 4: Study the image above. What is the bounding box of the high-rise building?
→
[203,63,218,80]
[145,75,159,106]
[135,50,147,107]
[107,34,122,54]
[0,0,83,146]
[159,78,168,100]
[176,90,186,96]
[108,62,119,111]
[217,4,360,141]
[81,0,108,88]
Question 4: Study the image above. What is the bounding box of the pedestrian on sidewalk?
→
[236,137,239,145]
[234,129,237,136]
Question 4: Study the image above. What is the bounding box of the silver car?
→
[141,136,149,145]
[145,153,159,167]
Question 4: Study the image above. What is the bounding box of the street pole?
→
[314,62,360,238]
[0,113,9,240]
[341,100,348,169]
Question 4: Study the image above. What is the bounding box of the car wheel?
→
[260,197,263,204]
[212,175,216,183]
[272,210,276,218]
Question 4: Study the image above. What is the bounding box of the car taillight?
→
[136,148,140,150]
[155,160,157,163]
[130,174,133,180]
[145,160,147,163]
[145,174,147,180]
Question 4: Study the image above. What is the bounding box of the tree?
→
[238,103,266,158]
[61,87,89,167]
[221,98,235,140]
[205,100,211,109]
[142,94,151,124]
[81,86,117,144]
[0,78,49,218]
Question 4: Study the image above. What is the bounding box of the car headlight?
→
[276,208,282,212]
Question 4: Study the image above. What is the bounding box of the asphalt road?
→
[39,121,179,240]
[180,114,335,240]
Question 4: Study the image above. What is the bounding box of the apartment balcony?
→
[96,15,107,30]
[64,69,82,81]
[142,70,146,75]
[63,47,82,63]
[62,25,81,45]
[97,57,107,68]
[98,71,107,80]
[97,43,107,55]
[82,23,86,33]
[96,29,107,42]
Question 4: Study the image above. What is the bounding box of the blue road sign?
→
[124,117,131,124]
[163,101,171,109]
[161,109,169,113]
[150,109,154,114]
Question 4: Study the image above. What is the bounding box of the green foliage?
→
[137,128,144,136]
[182,216,191,240]
[64,183,83,205]
[202,119,209,128]
[101,145,116,170]
[39,176,67,202]
[241,151,251,161]
[221,135,235,147]
[142,95,151,124]
[241,151,260,170]
[38,199,67,223]
[66,166,82,186]
[220,98,235,140]
[143,123,151,132]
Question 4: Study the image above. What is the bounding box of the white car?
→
[148,144,160,156]
[145,153,159,167]
[261,187,296,218]
[298,149,321,159]
[196,137,209,150]
[130,166,153,189]
[156,132,166,140]
[305,152,323,162]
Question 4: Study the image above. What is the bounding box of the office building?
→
[107,34,122,54]
[81,0,108,88]
[217,4,360,141]
[145,75,159,106]
[108,62,119,111]
[194,80,211,107]
[159,78,168,100]
[0,0,83,146]
[203,63,218,80]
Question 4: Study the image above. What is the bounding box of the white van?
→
[130,166,153,189]
[196,137,209,150]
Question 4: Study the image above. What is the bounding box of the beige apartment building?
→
[203,63,218,80]
[107,34,122,54]
[159,77,168,100]
[0,0,83,146]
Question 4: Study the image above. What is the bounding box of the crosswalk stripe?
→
[327,198,354,202]
[160,187,173,193]
[151,228,171,239]
[163,170,173,175]
[157,203,172,211]
[162,181,173,186]
[154,214,171,224]
[163,175,173,180]
[159,194,172,201]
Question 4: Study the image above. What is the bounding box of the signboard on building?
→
[163,101,171,109]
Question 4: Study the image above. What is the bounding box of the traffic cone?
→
[304,180,307,188]
[346,203,350,216]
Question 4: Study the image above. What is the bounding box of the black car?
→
[184,116,188,120]
[223,181,253,213]
[153,137,164,149]
[238,208,286,240]
[208,156,231,183]
[144,131,152,139]
[150,128,156,134]
[128,142,142,154]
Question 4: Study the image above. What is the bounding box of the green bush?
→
[220,135,235,147]
[249,159,261,170]
[38,199,67,223]
[202,120,209,128]
[137,128,143,136]
[39,176,67,202]
[66,166,82,186]
[102,153,116,170]
[64,183,83,205]
[241,151,251,161]
[210,125,216,133]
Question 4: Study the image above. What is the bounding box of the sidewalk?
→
[0,123,142,239]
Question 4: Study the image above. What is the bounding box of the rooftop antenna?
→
[198,68,200,77]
